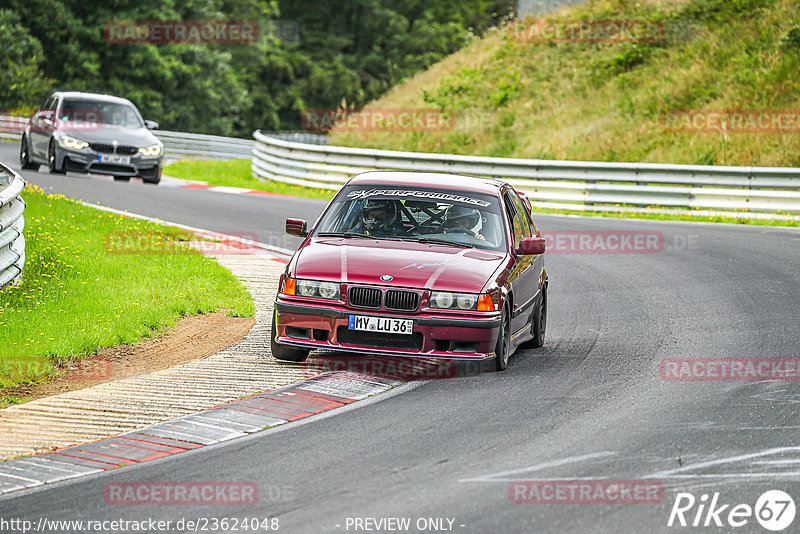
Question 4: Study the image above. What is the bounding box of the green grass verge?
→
[164,159,336,200]
[0,184,255,393]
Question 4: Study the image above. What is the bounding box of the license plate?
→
[99,154,130,164]
[349,315,413,335]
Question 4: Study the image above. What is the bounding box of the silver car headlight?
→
[296,279,340,300]
[138,144,162,156]
[430,291,478,310]
[58,135,89,150]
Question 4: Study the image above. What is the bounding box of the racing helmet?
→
[360,199,397,230]
[444,205,480,230]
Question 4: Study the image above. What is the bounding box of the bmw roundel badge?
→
[380,274,393,282]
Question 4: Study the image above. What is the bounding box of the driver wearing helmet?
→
[352,199,403,237]
[443,205,485,240]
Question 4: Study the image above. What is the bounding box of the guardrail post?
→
[0,163,26,290]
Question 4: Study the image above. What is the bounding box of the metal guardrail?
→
[251,130,800,215]
[1,115,328,161]
[155,130,327,160]
[154,130,253,160]
[0,116,26,140]
[0,163,26,290]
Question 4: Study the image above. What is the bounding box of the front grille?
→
[90,143,114,153]
[337,327,423,351]
[89,143,138,154]
[384,290,419,311]
[348,286,382,308]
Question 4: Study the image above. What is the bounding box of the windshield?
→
[315,185,507,251]
[59,100,143,128]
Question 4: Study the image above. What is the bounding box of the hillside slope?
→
[330,0,800,167]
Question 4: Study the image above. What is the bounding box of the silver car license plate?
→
[100,154,131,164]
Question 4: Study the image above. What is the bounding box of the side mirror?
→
[144,120,159,130]
[286,218,308,237]
[517,236,545,255]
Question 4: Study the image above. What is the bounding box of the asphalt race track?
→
[2,139,800,533]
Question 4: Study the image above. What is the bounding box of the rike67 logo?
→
[668,490,795,531]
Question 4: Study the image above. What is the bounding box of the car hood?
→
[57,125,160,147]
[293,238,507,293]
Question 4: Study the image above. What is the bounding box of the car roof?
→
[348,171,505,195]
[51,92,135,106]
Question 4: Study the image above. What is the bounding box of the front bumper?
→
[274,299,501,361]
[57,146,162,178]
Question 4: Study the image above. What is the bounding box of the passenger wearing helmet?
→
[352,199,403,237]
[443,205,485,240]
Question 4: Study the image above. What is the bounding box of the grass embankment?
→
[164,159,335,200]
[0,185,254,404]
[331,0,800,167]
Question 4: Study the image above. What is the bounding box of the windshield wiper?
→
[414,236,474,248]
[316,231,372,238]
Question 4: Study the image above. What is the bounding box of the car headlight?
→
[138,144,162,156]
[293,279,340,300]
[58,136,89,150]
[430,291,479,310]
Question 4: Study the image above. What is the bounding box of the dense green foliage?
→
[0,0,513,136]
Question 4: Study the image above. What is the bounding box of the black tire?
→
[19,137,39,171]
[48,141,66,175]
[521,284,547,349]
[494,306,511,371]
[270,310,310,362]
[113,176,131,182]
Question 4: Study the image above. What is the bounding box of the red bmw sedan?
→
[271,171,548,371]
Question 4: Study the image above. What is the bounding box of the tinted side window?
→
[504,193,525,248]
[512,193,532,239]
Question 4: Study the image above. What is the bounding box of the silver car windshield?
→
[315,186,507,251]
[60,100,143,128]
